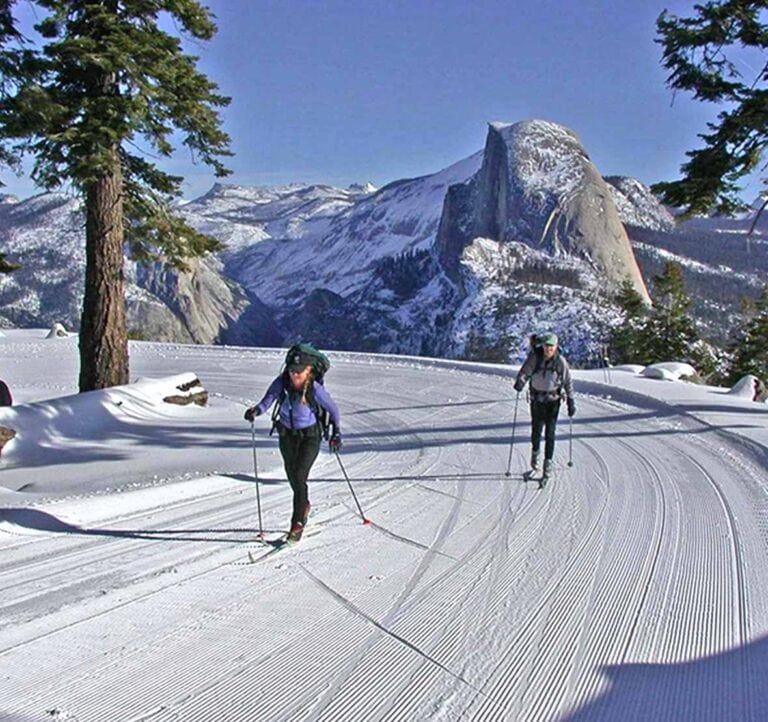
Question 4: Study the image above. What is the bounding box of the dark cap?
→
[287,351,313,372]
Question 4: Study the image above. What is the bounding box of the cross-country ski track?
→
[0,339,767,721]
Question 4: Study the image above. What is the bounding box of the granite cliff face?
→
[437,120,650,302]
[134,256,279,346]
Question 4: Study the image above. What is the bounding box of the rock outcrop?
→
[134,256,280,346]
[436,120,650,302]
[162,376,208,406]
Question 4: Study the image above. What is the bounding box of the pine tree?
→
[643,262,698,364]
[652,1,768,216]
[0,1,232,390]
[609,278,649,364]
[728,285,768,384]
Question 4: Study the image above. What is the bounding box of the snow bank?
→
[641,362,698,381]
[728,374,767,402]
[0,372,207,472]
[45,322,70,338]
[613,364,645,374]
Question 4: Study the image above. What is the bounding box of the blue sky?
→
[2,0,763,203]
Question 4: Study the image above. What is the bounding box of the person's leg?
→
[279,433,302,525]
[544,401,561,462]
[530,401,544,468]
[289,433,321,525]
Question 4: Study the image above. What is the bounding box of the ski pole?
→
[567,416,574,467]
[504,392,521,477]
[334,451,371,525]
[250,422,265,538]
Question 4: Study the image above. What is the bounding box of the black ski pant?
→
[278,426,321,525]
[530,399,561,461]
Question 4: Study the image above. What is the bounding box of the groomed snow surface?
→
[1,331,767,721]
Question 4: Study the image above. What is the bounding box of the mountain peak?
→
[437,119,650,302]
[347,182,377,195]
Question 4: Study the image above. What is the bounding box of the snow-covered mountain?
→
[625,198,768,344]
[0,119,764,361]
[0,194,276,346]
[437,121,649,301]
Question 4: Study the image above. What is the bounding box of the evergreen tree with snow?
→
[0,1,231,391]
[612,263,706,370]
[643,262,699,364]
[727,286,768,385]
[609,278,649,364]
[653,0,768,217]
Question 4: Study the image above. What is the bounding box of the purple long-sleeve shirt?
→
[255,376,341,432]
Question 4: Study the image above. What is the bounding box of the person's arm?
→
[514,351,536,391]
[255,376,284,415]
[244,376,283,421]
[561,359,574,400]
[313,383,341,432]
[562,360,576,416]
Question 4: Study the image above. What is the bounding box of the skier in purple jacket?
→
[245,350,341,541]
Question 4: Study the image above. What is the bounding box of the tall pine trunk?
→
[78,147,129,391]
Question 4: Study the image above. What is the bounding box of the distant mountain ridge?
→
[0,119,764,363]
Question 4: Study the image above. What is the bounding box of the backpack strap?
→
[529,353,565,403]
[269,381,287,437]
[269,374,330,439]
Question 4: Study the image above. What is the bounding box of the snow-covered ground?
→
[1,330,767,721]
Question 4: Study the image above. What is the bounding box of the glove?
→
[329,433,342,452]
[567,398,576,417]
[244,406,259,422]
[513,378,525,393]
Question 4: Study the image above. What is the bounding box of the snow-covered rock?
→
[605,176,676,232]
[613,364,646,374]
[641,362,698,381]
[729,374,767,402]
[45,322,70,338]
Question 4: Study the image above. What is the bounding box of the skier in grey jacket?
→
[513,333,575,486]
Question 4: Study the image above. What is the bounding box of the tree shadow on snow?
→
[563,634,768,721]
[0,507,270,543]
[347,398,504,415]
[221,472,284,486]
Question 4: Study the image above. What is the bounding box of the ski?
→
[522,469,550,488]
[245,526,321,565]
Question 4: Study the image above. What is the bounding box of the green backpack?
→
[284,342,330,381]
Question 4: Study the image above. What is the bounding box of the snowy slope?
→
[178,182,368,253]
[203,152,484,304]
[1,332,767,721]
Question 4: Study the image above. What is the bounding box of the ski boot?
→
[540,459,553,489]
[524,450,540,481]
[287,520,304,543]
